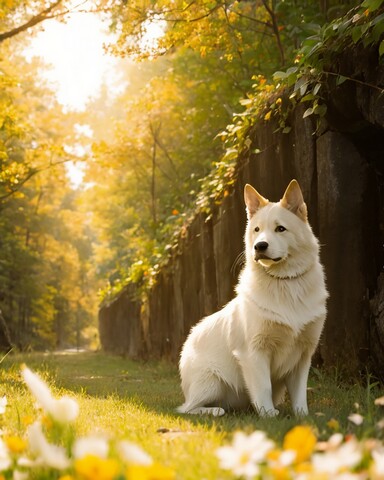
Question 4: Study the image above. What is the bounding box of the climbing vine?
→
[219,0,384,164]
[102,1,384,301]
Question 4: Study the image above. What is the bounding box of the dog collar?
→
[263,265,313,281]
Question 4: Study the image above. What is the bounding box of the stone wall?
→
[99,45,384,376]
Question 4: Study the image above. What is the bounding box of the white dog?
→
[177,180,328,416]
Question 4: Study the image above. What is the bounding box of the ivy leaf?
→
[314,104,327,117]
[362,0,384,12]
[313,83,322,95]
[273,71,288,80]
[379,39,384,57]
[351,25,363,44]
[372,14,384,41]
[303,108,314,118]
[301,93,316,102]
[336,75,348,86]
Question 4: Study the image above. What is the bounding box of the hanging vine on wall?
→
[219,0,384,164]
[101,0,384,302]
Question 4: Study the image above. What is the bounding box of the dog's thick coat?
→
[178,180,327,416]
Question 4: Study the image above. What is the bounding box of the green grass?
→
[0,351,383,478]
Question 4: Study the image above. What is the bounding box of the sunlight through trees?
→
[0,0,364,349]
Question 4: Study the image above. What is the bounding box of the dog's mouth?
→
[255,253,282,263]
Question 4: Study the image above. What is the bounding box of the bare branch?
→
[0,157,73,202]
[261,0,285,65]
[0,0,63,43]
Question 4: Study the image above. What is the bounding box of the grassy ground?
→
[0,351,383,478]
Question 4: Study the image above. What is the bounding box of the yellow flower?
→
[42,414,54,429]
[264,110,272,121]
[327,418,340,431]
[22,415,35,427]
[283,426,317,464]
[75,454,120,480]
[4,436,27,454]
[127,463,175,480]
[269,467,290,480]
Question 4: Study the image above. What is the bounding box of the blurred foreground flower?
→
[73,436,109,459]
[283,425,317,463]
[0,397,7,415]
[312,436,363,475]
[24,421,70,469]
[74,454,119,480]
[22,366,79,423]
[12,365,177,480]
[118,440,153,466]
[216,431,274,479]
[0,438,11,470]
[348,413,364,426]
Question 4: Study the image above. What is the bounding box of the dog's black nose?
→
[255,241,268,252]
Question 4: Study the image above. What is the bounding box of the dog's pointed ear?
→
[244,184,269,218]
[280,179,308,221]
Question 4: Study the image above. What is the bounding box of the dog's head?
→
[244,180,318,277]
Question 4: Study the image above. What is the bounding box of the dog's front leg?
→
[234,349,278,417]
[285,354,311,416]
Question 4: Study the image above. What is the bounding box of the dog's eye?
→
[254,226,260,232]
[275,225,286,233]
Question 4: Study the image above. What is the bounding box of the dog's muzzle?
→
[255,253,282,263]
[254,242,282,263]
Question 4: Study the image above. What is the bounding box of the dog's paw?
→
[294,406,309,417]
[255,406,279,417]
[187,407,226,416]
[266,408,280,417]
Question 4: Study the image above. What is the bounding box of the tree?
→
[0,40,99,349]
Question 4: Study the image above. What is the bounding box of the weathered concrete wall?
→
[99,45,384,376]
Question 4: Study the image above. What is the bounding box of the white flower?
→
[312,437,362,475]
[27,421,69,470]
[328,433,344,448]
[0,438,11,470]
[49,396,79,423]
[73,435,109,459]
[13,471,29,480]
[216,430,274,479]
[0,397,7,415]
[269,449,296,469]
[22,366,79,423]
[372,448,384,477]
[348,413,364,426]
[118,441,153,466]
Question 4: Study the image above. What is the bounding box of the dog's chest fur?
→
[249,318,320,379]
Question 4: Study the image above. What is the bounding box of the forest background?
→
[0,0,377,351]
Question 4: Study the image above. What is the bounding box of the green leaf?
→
[379,39,384,57]
[301,93,316,102]
[372,15,384,41]
[273,71,288,80]
[223,148,238,161]
[303,108,314,118]
[314,104,327,117]
[351,26,363,44]
[313,83,322,96]
[336,75,348,86]
[294,77,307,92]
[362,0,384,12]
